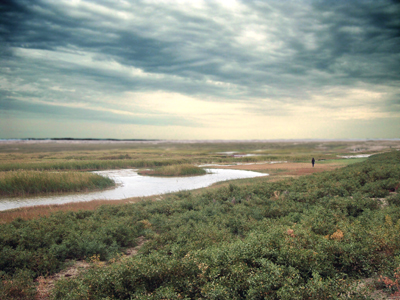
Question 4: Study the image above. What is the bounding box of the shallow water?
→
[198,161,286,167]
[215,152,262,157]
[0,168,267,211]
[232,154,262,157]
[337,154,371,158]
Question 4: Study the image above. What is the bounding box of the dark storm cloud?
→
[0,0,399,121]
[311,1,400,78]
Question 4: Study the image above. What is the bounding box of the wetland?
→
[1,139,400,299]
[0,168,266,211]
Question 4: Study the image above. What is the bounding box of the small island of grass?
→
[138,164,207,177]
[0,171,115,197]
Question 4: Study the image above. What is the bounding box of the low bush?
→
[387,193,400,207]
[0,269,36,300]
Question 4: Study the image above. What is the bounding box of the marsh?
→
[0,168,266,211]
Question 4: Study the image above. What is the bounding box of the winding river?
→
[0,168,267,211]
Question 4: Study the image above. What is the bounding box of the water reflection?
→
[0,168,267,211]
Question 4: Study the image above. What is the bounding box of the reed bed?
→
[0,171,115,197]
[138,164,207,177]
[0,158,191,172]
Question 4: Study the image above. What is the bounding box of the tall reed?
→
[0,171,114,197]
[0,159,191,172]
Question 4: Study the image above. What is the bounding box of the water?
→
[198,161,286,167]
[215,152,263,157]
[0,168,267,211]
[337,154,372,158]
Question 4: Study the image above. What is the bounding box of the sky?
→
[1,0,399,140]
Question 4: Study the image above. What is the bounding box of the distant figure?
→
[312,157,315,167]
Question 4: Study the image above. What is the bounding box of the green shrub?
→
[0,269,36,300]
[387,193,400,207]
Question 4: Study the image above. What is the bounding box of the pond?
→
[0,168,267,211]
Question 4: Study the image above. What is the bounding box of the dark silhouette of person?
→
[312,157,315,167]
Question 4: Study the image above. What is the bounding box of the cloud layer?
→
[1,0,399,139]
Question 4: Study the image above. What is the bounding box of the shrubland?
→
[0,151,400,299]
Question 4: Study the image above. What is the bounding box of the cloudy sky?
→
[1,0,399,139]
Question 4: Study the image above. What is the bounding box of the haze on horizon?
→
[1,0,399,140]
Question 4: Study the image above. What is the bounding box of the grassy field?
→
[0,144,399,299]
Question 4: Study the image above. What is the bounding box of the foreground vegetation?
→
[1,151,400,299]
[0,171,115,197]
[138,164,207,177]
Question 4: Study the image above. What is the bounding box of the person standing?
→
[312,157,315,167]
